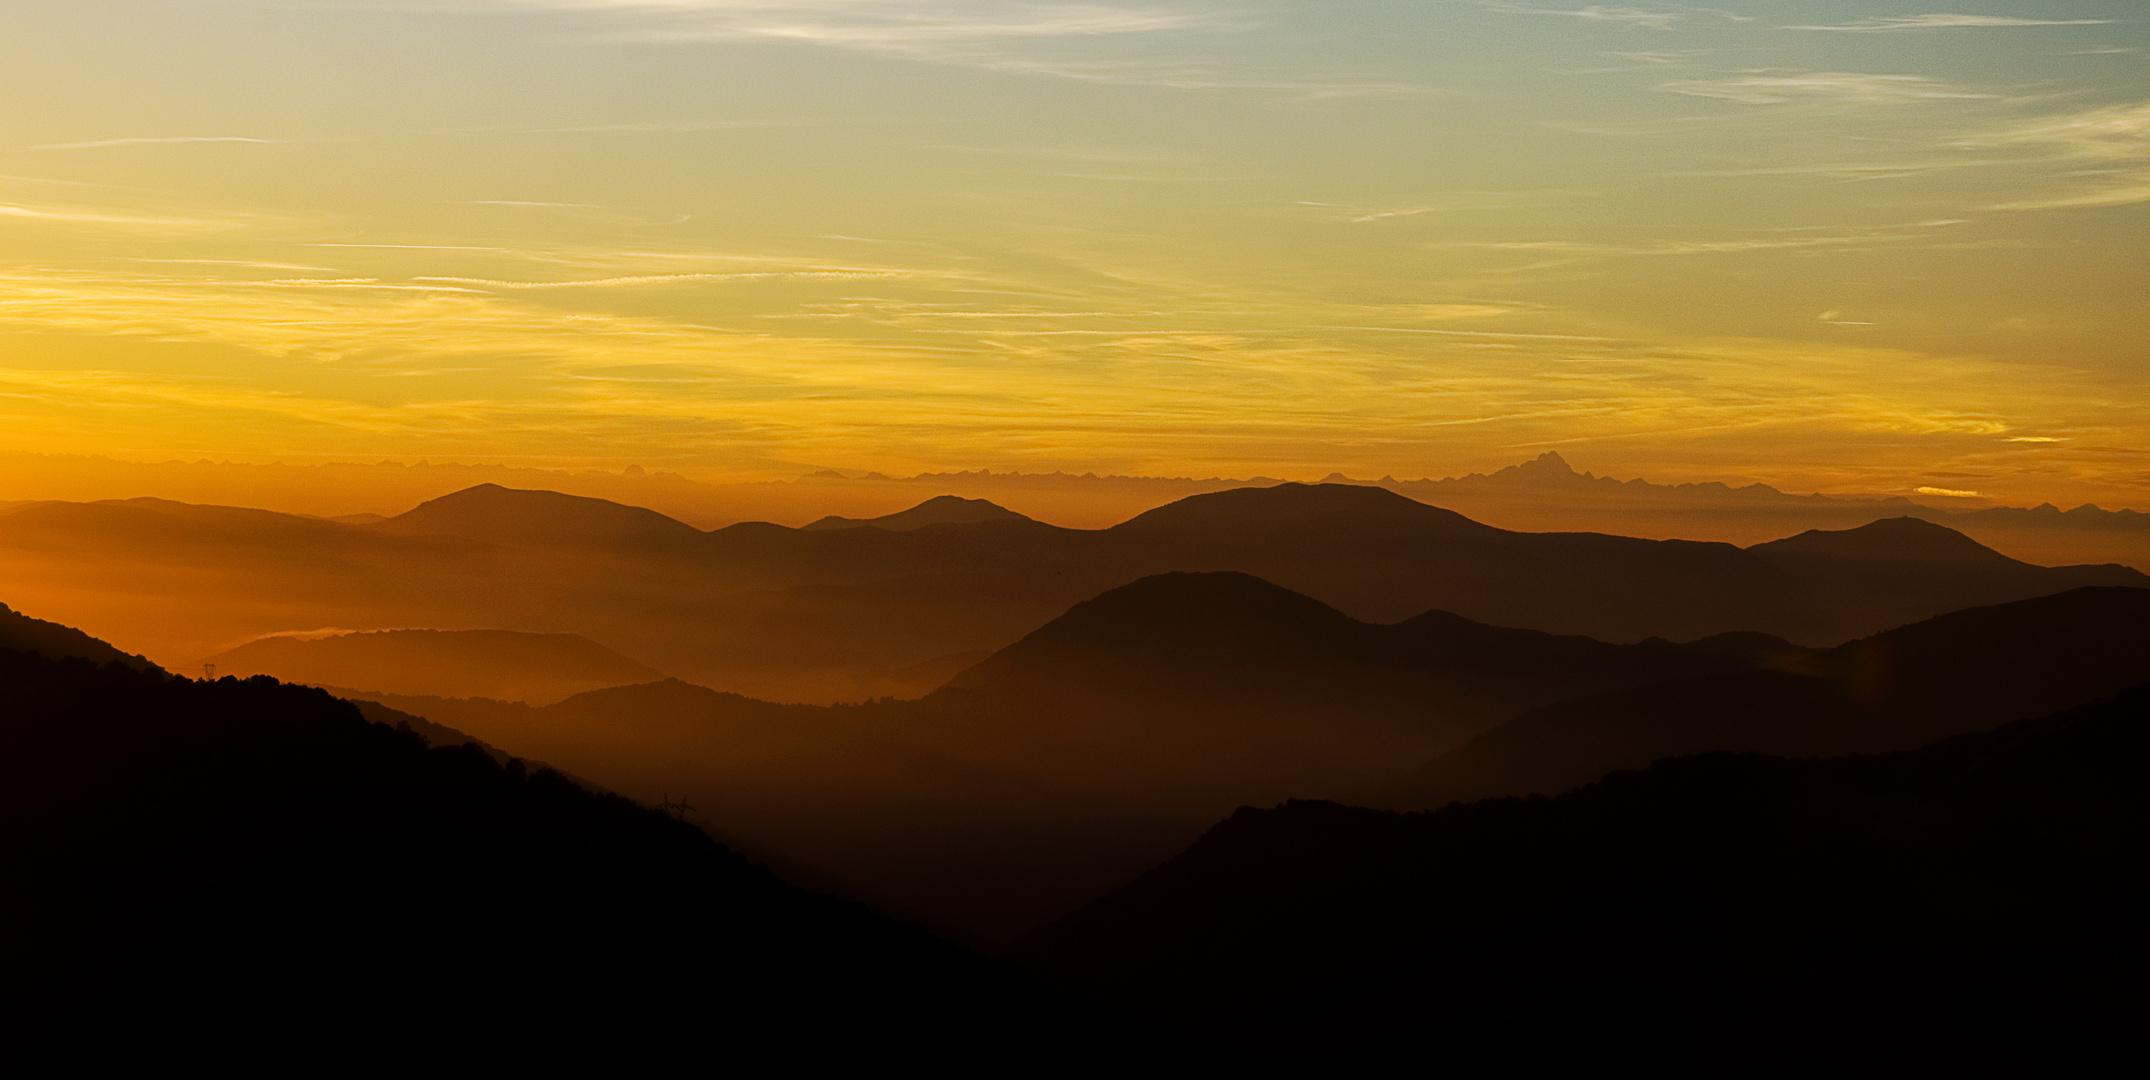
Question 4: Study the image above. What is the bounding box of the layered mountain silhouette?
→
[929,571,1805,806]
[208,627,666,704]
[7,481,2138,702]
[1107,484,2144,643]
[0,634,1175,1070]
[1361,451,2150,569]
[1384,585,2150,808]
[339,571,1802,942]
[803,494,1033,531]
[1024,684,2150,1071]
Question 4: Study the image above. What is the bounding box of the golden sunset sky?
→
[1,2,2144,505]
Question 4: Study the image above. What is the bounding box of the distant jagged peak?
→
[1112,481,1490,536]
[372,483,699,546]
[1516,450,1577,475]
[801,494,1033,532]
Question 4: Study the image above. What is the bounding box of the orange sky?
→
[1,2,2144,508]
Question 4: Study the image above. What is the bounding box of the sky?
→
[0,1,2144,505]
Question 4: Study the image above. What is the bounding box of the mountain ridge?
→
[1382,585,2150,809]
[804,495,1032,532]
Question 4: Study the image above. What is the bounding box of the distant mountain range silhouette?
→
[10,479,2134,701]
[208,627,666,704]
[1351,451,2150,568]
[0,638,1178,1070]
[1106,483,2144,643]
[1023,681,2150,1071]
[1383,585,2150,809]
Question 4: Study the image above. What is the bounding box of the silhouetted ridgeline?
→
[802,494,1034,531]
[7,481,2141,702]
[0,601,158,671]
[1384,585,2150,808]
[1025,685,2150,1073]
[0,646,1175,1070]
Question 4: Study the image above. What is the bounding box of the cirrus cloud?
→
[1658,72,1991,105]
[1783,14,2112,33]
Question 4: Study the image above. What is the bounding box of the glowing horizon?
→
[2,1,2145,507]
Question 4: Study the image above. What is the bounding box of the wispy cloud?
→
[476,1,1217,48]
[435,3,1426,93]
[0,201,273,233]
[414,269,916,287]
[22,136,290,151]
[1977,101,2150,160]
[1481,3,1680,28]
[121,258,344,271]
[1659,72,1991,105]
[1969,101,2150,209]
[431,120,783,135]
[967,57,1439,97]
[1783,14,2112,33]
[1433,220,1976,269]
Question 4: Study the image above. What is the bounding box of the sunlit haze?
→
[2,2,2144,506]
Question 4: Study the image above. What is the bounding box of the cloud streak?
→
[1658,72,1991,105]
[433,2,1419,94]
[1480,3,1680,28]
[470,1,1216,48]
[23,136,290,151]
[1968,102,2150,209]
[1783,15,2112,33]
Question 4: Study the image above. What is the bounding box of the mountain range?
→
[1385,585,2150,808]
[326,570,2150,945]
[5,485,2147,1070]
[328,570,1804,941]
[7,451,2144,570]
[3,480,2140,703]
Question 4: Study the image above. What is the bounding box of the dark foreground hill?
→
[0,601,157,671]
[1385,586,2150,808]
[1025,685,2150,1073]
[0,646,1173,1070]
